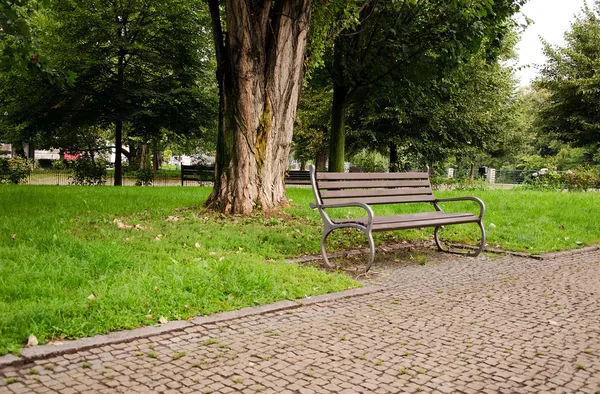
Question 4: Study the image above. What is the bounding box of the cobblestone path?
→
[1,249,599,393]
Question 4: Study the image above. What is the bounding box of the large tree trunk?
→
[207,0,311,214]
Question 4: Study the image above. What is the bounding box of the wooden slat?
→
[321,187,433,200]
[371,215,479,231]
[334,212,474,226]
[317,172,428,181]
[318,179,431,190]
[324,194,435,206]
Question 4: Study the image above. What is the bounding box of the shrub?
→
[350,151,388,172]
[70,156,107,186]
[51,160,67,170]
[0,157,31,184]
[135,169,154,186]
[563,166,600,191]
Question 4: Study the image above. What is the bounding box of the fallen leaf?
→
[195,243,201,248]
[154,286,159,292]
[87,294,95,301]
[166,216,180,222]
[209,251,216,255]
[219,256,225,261]
[27,334,38,347]
[11,234,16,240]
[145,314,153,319]
[182,243,187,248]
[159,316,168,324]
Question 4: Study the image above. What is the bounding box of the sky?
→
[515,0,588,86]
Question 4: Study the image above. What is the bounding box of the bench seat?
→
[309,165,486,272]
[334,211,480,231]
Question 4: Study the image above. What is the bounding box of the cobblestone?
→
[1,248,600,393]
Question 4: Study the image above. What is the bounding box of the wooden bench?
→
[284,170,311,185]
[181,164,214,186]
[309,165,486,272]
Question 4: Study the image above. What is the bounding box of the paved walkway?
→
[1,248,600,393]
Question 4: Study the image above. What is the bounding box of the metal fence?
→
[494,170,537,185]
[21,170,188,186]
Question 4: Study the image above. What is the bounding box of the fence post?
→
[488,168,496,184]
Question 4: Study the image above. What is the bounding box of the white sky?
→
[515,0,588,86]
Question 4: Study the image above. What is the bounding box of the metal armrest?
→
[310,201,375,228]
[433,196,486,219]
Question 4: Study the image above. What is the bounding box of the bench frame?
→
[308,165,486,272]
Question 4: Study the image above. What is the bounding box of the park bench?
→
[309,165,486,272]
[285,170,311,185]
[181,164,215,186]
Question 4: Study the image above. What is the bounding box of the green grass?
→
[1,185,599,355]
[287,187,600,253]
[0,186,357,355]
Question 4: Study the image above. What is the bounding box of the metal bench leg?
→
[434,226,447,253]
[320,229,334,268]
[467,222,486,257]
[363,231,376,273]
[434,222,486,257]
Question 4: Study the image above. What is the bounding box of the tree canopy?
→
[536,1,600,149]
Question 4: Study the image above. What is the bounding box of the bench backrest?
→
[285,170,311,184]
[310,165,434,206]
[181,164,215,185]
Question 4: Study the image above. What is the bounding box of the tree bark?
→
[207,0,311,214]
[328,82,349,172]
[315,147,327,172]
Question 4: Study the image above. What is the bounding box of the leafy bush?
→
[70,156,107,185]
[522,167,600,191]
[0,157,31,184]
[562,166,600,191]
[430,177,488,191]
[135,169,154,186]
[51,159,67,170]
[350,150,388,172]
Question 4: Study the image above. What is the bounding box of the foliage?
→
[70,156,107,186]
[0,157,31,184]
[349,150,388,172]
[523,166,600,191]
[0,0,218,174]
[536,2,600,148]
[292,87,331,166]
[322,0,527,171]
[134,169,154,186]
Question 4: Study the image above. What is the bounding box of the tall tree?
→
[536,1,600,149]
[206,0,312,214]
[1,0,217,182]
[325,0,526,172]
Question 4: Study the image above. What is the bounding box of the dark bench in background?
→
[285,170,311,185]
[181,166,312,186]
[181,164,215,186]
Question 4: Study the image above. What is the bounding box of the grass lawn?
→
[1,185,599,355]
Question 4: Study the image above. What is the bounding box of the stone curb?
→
[540,245,600,260]
[0,286,382,370]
